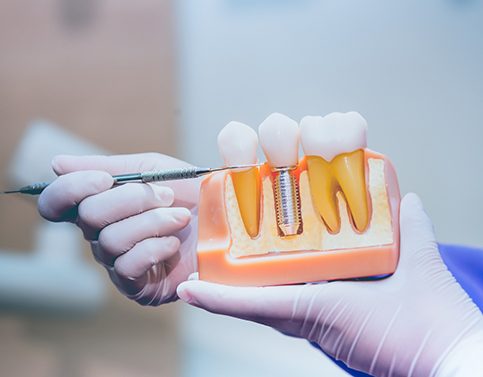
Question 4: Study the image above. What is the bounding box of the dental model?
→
[197,112,400,286]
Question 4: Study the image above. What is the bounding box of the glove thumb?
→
[397,193,439,272]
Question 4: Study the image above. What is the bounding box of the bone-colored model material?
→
[199,112,400,286]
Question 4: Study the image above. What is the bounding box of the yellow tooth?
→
[231,167,261,238]
[306,149,369,233]
[306,156,340,233]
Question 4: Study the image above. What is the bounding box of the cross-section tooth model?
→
[197,112,401,286]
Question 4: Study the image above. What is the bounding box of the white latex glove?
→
[38,153,199,305]
[177,194,483,376]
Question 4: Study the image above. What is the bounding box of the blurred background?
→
[0,0,482,376]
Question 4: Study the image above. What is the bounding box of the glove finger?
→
[95,207,191,266]
[177,280,324,323]
[52,153,200,209]
[76,183,174,235]
[38,170,113,222]
[112,236,180,295]
[52,153,190,176]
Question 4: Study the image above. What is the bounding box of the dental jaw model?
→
[197,112,400,286]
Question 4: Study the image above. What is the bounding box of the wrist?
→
[435,327,483,377]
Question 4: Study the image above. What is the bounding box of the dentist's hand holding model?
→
[38,117,483,377]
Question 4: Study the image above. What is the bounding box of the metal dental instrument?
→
[2,164,261,196]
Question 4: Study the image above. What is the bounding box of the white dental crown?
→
[300,111,368,162]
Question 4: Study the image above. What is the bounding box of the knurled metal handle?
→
[141,167,199,182]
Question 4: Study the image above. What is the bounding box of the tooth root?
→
[231,167,261,238]
[331,149,369,232]
[306,156,341,233]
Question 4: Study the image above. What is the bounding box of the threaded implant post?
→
[272,167,303,237]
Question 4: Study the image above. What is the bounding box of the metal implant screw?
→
[272,167,303,237]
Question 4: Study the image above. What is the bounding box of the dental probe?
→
[2,164,261,196]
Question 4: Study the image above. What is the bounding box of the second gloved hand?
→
[38,153,200,305]
[177,194,483,376]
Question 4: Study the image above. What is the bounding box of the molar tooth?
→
[300,112,370,233]
[218,121,261,238]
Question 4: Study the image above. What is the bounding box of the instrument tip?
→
[3,190,19,194]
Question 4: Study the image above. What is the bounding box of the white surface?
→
[7,119,106,186]
[175,1,483,376]
[300,112,367,161]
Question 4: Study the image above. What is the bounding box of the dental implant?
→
[272,166,303,236]
[259,113,303,237]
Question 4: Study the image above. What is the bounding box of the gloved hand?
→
[177,194,483,376]
[38,153,199,305]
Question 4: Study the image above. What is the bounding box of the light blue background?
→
[175,1,483,376]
